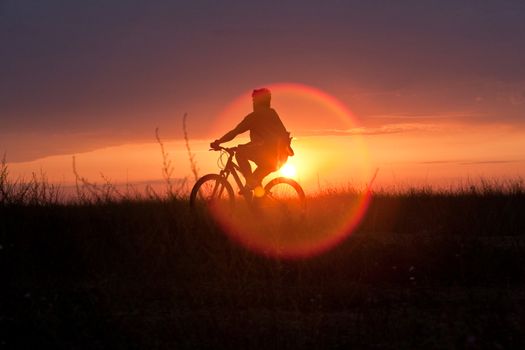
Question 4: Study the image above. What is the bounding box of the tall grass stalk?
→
[72,155,126,204]
[183,113,199,182]
[155,126,188,199]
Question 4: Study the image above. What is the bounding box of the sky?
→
[2,0,525,190]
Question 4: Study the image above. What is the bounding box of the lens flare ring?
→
[210,82,372,259]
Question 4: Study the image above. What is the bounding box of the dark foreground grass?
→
[2,189,525,349]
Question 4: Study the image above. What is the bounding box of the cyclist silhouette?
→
[210,88,293,194]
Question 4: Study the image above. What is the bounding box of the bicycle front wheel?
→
[190,174,234,211]
[261,177,306,222]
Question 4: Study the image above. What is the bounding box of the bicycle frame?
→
[191,146,306,214]
[216,147,248,195]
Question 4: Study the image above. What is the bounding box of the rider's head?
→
[252,88,271,109]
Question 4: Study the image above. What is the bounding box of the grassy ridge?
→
[2,183,525,348]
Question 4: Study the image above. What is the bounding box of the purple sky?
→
[1,0,525,162]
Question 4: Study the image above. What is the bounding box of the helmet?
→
[251,88,271,106]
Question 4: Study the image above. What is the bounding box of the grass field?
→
[2,164,525,348]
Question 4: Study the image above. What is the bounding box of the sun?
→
[279,163,297,178]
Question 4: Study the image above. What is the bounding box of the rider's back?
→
[240,107,287,146]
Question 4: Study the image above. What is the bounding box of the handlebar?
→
[209,145,238,154]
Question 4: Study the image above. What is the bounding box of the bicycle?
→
[189,146,306,220]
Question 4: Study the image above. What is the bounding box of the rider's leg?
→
[252,165,273,187]
[250,165,273,197]
[235,146,253,181]
[250,148,277,188]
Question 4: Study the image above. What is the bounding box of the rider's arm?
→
[216,114,252,144]
[217,128,240,143]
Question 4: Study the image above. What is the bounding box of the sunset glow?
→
[279,163,297,178]
[2,2,525,260]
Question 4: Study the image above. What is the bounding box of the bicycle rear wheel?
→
[260,177,306,223]
[190,174,234,211]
